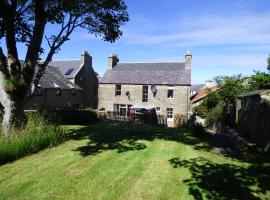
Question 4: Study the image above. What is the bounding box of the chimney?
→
[108,53,119,69]
[81,49,92,67]
[185,50,192,69]
[204,80,214,88]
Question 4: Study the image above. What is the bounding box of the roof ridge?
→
[118,61,185,64]
[50,59,80,62]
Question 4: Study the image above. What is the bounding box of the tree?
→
[267,55,270,72]
[0,0,129,134]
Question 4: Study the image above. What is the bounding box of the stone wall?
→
[73,51,98,108]
[98,84,191,127]
[25,89,84,110]
[236,90,270,151]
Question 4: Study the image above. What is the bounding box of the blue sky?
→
[2,0,270,84]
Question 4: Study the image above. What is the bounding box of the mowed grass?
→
[0,122,269,200]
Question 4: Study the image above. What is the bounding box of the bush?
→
[0,112,65,165]
[190,122,206,135]
[205,103,226,128]
[53,108,98,125]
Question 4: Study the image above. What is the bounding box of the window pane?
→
[167,108,173,119]
[142,85,148,102]
[115,85,121,96]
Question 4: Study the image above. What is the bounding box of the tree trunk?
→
[0,74,26,135]
[1,89,26,135]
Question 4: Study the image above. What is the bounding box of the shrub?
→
[190,122,206,135]
[53,108,98,125]
[0,112,65,165]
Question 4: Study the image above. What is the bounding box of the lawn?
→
[0,122,269,200]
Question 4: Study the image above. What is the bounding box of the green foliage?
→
[204,103,226,128]
[196,75,249,128]
[214,75,248,109]
[193,91,220,118]
[248,71,270,90]
[267,55,270,71]
[0,112,65,165]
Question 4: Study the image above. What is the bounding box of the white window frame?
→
[167,86,174,99]
[167,108,173,119]
[156,107,161,113]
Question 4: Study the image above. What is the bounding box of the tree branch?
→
[35,13,78,81]
[23,0,46,86]
[2,0,21,75]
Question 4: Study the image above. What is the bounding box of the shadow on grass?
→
[169,157,270,200]
[68,122,269,163]
[68,121,207,156]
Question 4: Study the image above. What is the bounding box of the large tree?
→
[0,0,128,134]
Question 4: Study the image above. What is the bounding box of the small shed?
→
[236,90,270,151]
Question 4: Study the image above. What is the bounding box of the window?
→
[142,85,148,102]
[116,104,132,117]
[65,68,74,75]
[156,107,161,112]
[167,108,173,119]
[167,87,174,99]
[115,84,121,96]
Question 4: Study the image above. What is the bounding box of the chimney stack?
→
[81,50,92,67]
[185,50,192,69]
[108,53,119,69]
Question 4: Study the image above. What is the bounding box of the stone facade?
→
[25,89,84,110]
[73,52,98,108]
[98,84,190,127]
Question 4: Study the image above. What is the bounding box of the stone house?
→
[98,51,192,127]
[25,50,98,109]
[25,66,84,109]
[50,50,98,107]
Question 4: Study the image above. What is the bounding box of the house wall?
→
[25,89,84,110]
[98,84,191,127]
[74,54,98,108]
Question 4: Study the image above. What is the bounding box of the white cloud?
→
[121,13,270,47]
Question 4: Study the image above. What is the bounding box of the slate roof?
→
[39,66,82,90]
[49,60,82,79]
[100,62,191,85]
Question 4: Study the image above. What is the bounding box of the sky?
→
[2,0,270,84]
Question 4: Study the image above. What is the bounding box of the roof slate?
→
[49,60,82,78]
[100,62,191,85]
[39,66,82,90]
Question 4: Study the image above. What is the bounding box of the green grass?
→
[0,111,65,165]
[0,122,269,200]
